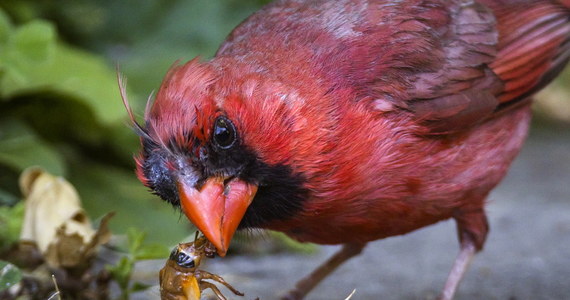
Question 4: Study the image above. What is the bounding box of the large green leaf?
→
[11,20,55,63]
[0,9,12,44]
[0,19,56,94]
[1,42,124,124]
[0,10,124,125]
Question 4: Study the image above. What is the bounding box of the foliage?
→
[106,228,169,299]
[0,202,24,252]
[0,0,279,250]
[0,2,272,297]
[0,4,193,246]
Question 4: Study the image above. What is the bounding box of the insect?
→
[159,234,244,300]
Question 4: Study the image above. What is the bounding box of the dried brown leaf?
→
[19,167,113,269]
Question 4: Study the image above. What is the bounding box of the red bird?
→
[122,0,570,299]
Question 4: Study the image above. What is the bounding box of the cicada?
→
[159,234,244,300]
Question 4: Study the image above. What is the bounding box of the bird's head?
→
[121,58,309,256]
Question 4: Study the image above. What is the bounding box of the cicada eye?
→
[212,116,237,150]
[175,251,196,269]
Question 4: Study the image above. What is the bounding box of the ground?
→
[135,122,570,300]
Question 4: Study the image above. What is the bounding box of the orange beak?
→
[178,177,257,256]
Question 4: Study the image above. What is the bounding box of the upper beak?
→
[177,177,257,256]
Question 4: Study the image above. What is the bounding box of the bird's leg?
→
[439,238,476,300]
[282,243,366,300]
[440,208,488,300]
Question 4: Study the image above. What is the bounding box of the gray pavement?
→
[136,123,570,300]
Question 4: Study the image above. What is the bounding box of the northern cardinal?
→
[121,0,570,299]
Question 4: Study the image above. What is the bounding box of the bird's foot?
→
[280,243,365,300]
[438,239,477,300]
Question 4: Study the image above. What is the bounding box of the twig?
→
[344,289,356,300]
[47,274,62,300]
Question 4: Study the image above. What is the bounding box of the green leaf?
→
[0,66,28,91]
[10,20,55,63]
[1,42,125,124]
[0,260,22,292]
[0,9,13,44]
[134,243,170,260]
[35,44,124,124]
[0,16,125,125]
[106,256,133,290]
[0,201,24,251]
[127,227,146,255]
[0,119,65,176]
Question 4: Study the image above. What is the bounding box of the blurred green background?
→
[0,0,568,247]
[0,0,271,247]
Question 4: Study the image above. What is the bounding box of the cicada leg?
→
[199,270,244,296]
[200,281,229,300]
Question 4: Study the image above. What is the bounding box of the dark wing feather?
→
[363,0,570,134]
[216,0,569,135]
[485,0,570,106]
[402,0,503,134]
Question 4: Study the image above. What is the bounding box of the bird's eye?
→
[212,116,237,150]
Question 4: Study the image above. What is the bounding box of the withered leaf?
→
[19,167,114,269]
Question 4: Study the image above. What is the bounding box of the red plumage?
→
[127,0,570,298]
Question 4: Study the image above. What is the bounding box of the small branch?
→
[47,275,62,300]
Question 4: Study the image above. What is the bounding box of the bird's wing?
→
[485,0,570,106]
[215,0,569,135]
[363,0,570,134]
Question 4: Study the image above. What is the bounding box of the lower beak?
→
[178,177,257,256]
